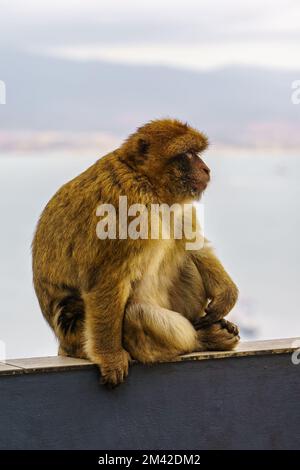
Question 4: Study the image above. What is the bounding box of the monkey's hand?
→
[98,349,131,387]
[194,281,239,329]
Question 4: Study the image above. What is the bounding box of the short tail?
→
[34,279,86,358]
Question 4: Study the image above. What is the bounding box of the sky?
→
[1,0,300,70]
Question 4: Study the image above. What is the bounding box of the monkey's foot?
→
[97,349,131,388]
[197,319,240,351]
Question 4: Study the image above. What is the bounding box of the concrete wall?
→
[0,344,299,450]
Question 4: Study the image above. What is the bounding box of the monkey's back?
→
[32,155,115,316]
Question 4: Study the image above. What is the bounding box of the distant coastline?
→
[1,131,300,156]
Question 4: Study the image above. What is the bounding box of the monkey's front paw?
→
[194,284,239,329]
[198,319,240,351]
[98,349,131,387]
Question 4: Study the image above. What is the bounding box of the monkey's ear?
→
[137,138,149,155]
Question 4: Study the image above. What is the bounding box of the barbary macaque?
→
[32,119,239,386]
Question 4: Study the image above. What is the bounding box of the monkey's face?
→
[165,150,210,200]
[121,119,210,203]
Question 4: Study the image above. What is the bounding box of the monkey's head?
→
[120,118,210,202]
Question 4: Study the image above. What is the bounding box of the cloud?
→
[37,41,300,71]
[2,0,300,46]
[2,0,300,70]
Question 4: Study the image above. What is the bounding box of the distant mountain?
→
[0,48,300,150]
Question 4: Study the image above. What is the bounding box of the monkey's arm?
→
[190,242,238,328]
[83,272,131,387]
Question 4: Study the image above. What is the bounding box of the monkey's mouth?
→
[191,178,209,193]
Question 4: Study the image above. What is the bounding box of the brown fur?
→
[32,118,239,386]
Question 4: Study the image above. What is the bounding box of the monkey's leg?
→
[82,277,131,387]
[123,303,200,363]
[169,255,208,322]
[196,319,240,351]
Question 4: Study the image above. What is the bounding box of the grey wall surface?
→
[0,354,299,450]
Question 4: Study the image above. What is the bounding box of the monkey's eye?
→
[169,152,194,166]
[177,152,194,160]
[185,152,194,160]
